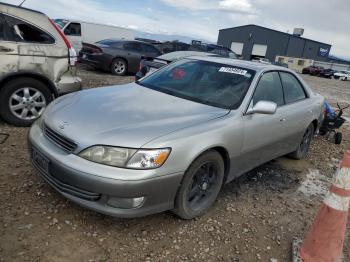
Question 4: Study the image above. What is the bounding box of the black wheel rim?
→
[187,162,218,210]
[300,126,312,153]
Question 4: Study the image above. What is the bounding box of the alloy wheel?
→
[9,87,46,120]
[113,61,126,74]
[187,162,219,210]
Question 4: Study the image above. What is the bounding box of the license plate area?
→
[32,148,50,174]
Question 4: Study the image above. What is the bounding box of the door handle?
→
[0,46,14,52]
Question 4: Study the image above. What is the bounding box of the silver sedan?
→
[29,57,324,219]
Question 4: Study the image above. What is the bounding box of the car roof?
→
[187,56,289,72]
[0,2,44,15]
[158,51,218,61]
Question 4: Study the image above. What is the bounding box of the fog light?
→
[107,197,145,209]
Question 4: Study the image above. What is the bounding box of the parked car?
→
[333,70,350,81]
[0,3,81,126]
[152,41,190,54]
[29,57,324,219]
[252,58,271,64]
[79,40,161,75]
[319,68,335,78]
[189,42,237,58]
[54,19,134,53]
[135,51,221,80]
[272,61,288,68]
[302,66,324,76]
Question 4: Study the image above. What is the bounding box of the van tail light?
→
[48,18,77,66]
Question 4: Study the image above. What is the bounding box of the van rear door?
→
[0,13,19,76]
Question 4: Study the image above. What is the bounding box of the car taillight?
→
[48,18,77,66]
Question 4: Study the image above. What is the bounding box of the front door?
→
[238,71,287,174]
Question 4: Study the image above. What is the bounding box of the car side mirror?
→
[246,101,277,115]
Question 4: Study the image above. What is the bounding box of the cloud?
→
[2,0,349,58]
[159,0,256,14]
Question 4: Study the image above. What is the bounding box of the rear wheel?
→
[0,78,52,126]
[111,58,127,76]
[289,124,314,160]
[173,151,225,219]
[334,132,342,145]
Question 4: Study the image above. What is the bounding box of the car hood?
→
[43,83,229,149]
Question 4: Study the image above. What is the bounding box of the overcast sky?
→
[3,0,350,58]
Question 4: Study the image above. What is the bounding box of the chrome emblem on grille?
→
[58,121,69,130]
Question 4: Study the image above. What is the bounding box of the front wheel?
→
[0,77,52,126]
[173,151,225,219]
[289,124,314,160]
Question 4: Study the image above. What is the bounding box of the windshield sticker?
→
[219,67,248,75]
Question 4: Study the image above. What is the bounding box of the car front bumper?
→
[28,122,183,218]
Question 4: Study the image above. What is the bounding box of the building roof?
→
[219,24,331,47]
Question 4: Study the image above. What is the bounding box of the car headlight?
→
[79,146,171,169]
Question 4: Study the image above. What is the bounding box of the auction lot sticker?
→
[219,67,247,75]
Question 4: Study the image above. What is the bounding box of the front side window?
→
[64,23,81,36]
[252,72,284,106]
[124,42,142,52]
[143,44,160,54]
[280,72,307,104]
[3,14,55,44]
[138,59,256,109]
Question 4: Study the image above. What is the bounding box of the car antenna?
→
[18,0,27,7]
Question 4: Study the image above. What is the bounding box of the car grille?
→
[43,124,77,153]
[33,159,101,201]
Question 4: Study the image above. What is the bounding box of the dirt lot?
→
[1,66,350,262]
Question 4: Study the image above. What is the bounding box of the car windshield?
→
[53,19,69,29]
[138,59,255,109]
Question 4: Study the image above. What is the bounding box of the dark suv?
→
[79,40,161,75]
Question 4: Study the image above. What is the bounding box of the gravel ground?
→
[1,66,350,262]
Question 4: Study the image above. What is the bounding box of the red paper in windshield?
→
[171,68,186,79]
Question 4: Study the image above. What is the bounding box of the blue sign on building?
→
[318,47,329,57]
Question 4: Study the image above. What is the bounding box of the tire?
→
[110,58,127,76]
[289,123,314,160]
[0,77,53,126]
[173,150,225,219]
[334,132,342,145]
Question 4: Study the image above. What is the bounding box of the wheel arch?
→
[311,119,319,134]
[111,56,128,67]
[0,72,58,97]
[186,145,231,185]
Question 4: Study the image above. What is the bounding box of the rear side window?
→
[124,42,142,52]
[279,72,307,104]
[64,23,81,36]
[252,72,284,106]
[3,14,55,44]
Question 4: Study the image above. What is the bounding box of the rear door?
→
[0,13,19,76]
[278,71,313,152]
